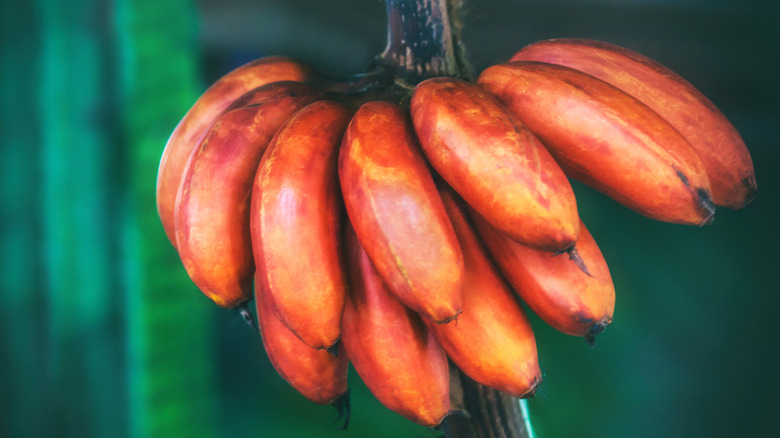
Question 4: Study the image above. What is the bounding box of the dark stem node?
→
[378,0,468,86]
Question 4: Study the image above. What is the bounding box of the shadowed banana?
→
[341,225,450,427]
[429,186,541,397]
[471,210,615,345]
[157,57,314,247]
[255,275,349,406]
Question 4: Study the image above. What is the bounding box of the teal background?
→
[2,0,778,437]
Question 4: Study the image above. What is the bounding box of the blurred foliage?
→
[1,0,778,437]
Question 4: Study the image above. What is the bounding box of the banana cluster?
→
[156,39,755,427]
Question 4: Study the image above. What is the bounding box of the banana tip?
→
[236,302,259,334]
[585,317,612,347]
[326,340,342,357]
[330,389,351,430]
[567,245,592,276]
[552,244,592,276]
[436,309,463,325]
[521,374,543,399]
[437,409,472,437]
[697,188,716,226]
[739,177,759,210]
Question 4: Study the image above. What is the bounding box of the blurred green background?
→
[2,0,778,437]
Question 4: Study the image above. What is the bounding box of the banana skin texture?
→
[471,210,615,344]
[158,56,314,247]
[478,61,715,226]
[175,82,321,308]
[510,39,756,209]
[251,100,351,349]
[341,225,451,427]
[411,77,580,253]
[255,275,349,406]
[339,101,464,324]
[429,187,541,398]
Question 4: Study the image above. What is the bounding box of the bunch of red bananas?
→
[156,38,755,427]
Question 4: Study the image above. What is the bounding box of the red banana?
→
[158,56,314,247]
[255,275,348,405]
[510,38,756,209]
[478,61,715,226]
[429,187,541,397]
[411,77,580,252]
[341,225,450,427]
[338,101,464,324]
[471,211,615,343]
[175,82,321,308]
[251,100,351,349]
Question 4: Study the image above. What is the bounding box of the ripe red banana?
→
[339,101,464,324]
[429,187,541,397]
[341,225,450,427]
[255,275,348,405]
[478,61,715,226]
[410,77,580,253]
[471,211,615,344]
[157,56,314,247]
[175,82,321,308]
[251,100,351,349]
[510,39,756,209]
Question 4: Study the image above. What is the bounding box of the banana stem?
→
[519,399,537,438]
[443,366,535,438]
[378,0,472,86]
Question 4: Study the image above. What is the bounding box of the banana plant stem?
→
[519,399,538,438]
[445,367,535,438]
[378,0,472,86]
